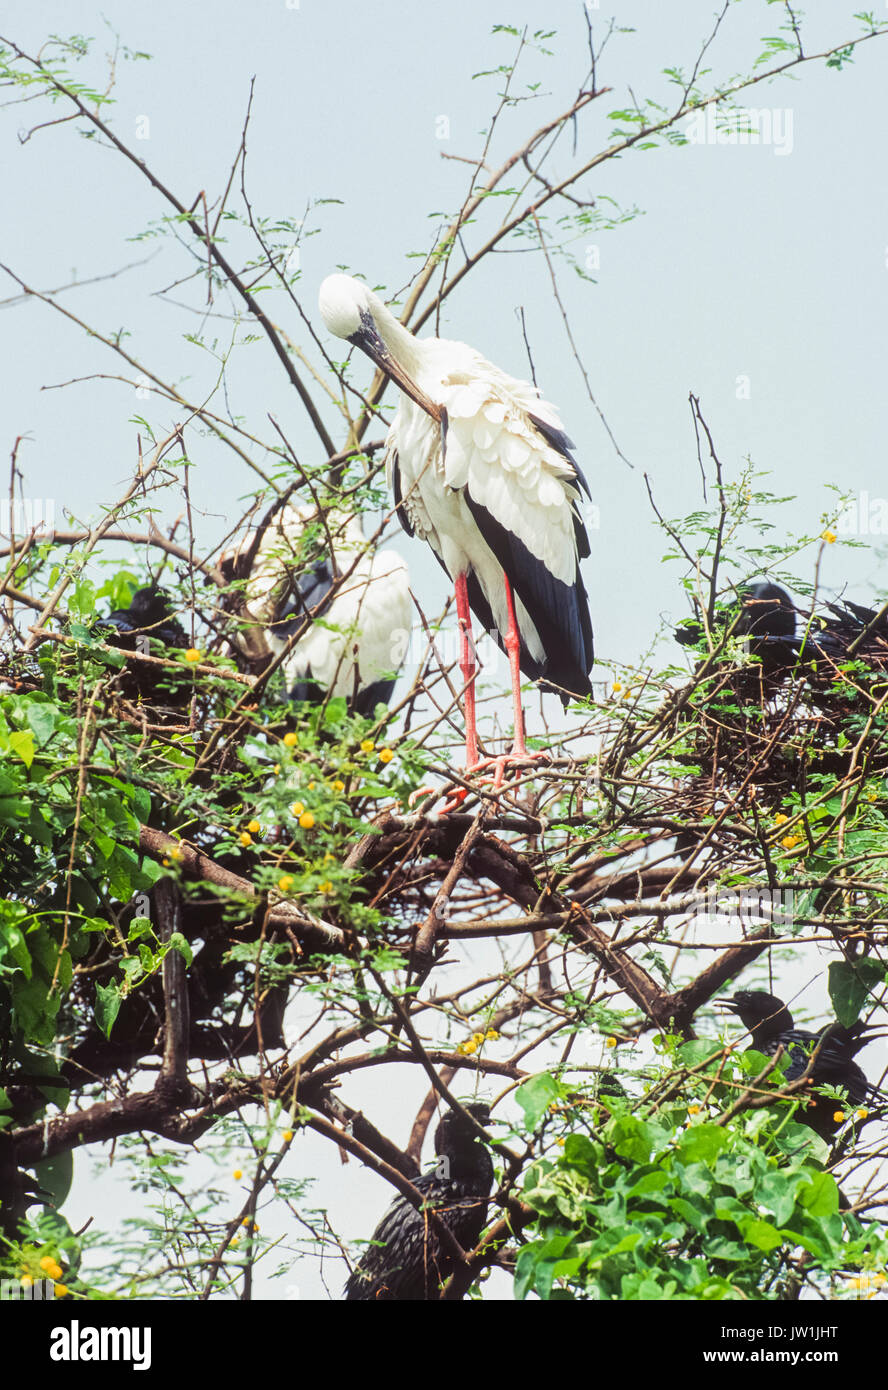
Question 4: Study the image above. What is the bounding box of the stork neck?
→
[370,294,426,376]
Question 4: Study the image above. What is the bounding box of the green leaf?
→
[25,702,59,747]
[828,958,886,1026]
[167,932,193,967]
[676,1124,729,1165]
[95,981,123,1038]
[8,729,35,768]
[515,1073,561,1130]
[34,1150,74,1208]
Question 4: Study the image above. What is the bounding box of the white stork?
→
[240,504,411,716]
[318,274,594,781]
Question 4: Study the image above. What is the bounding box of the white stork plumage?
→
[240,504,411,716]
[318,273,594,779]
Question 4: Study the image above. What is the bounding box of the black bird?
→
[718,989,883,1139]
[99,586,187,650]
[344,1103,494,1301]
[675,581,797,676]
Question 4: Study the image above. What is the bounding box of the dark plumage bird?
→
[99,586,187,650]
[675,581,797,675]
[718,989,883,1139]
[344,1103,494,1301]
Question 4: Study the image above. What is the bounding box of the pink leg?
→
[454,571,479,769]
[503,575,528,758]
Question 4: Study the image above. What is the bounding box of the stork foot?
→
[475,748,550,794]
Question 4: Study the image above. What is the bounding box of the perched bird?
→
[318,274,594,782]
[675,581,797,676]
[344,1102,494,1301]
[99,585,187,650]
[717,989,883,1139]
[241,505,411,716]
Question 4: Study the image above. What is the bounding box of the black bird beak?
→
[350,321,443,423]
[714,997,740,1014]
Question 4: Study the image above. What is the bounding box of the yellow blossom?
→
[273,764,281,775]
[822,530,836,544]
[688,1104,701,1116]
[184,647,202,663]
[53,1284,68,1298]
[169,845,183,861]
[283,1129,293,1143]
[40,1257,63,1281]
[332,779,346,793]
[299,812,315,830]
[612,681,622,692]
[239,831,253,847]
[780,834,801,849]
[247,819,261,834]
[233,1169,242,1180]
[278,875,295,892]
[308,781,316,790]
[318,879,334,894]
[605,1037,617,1049]
[379,748,394,764]
[20,1275,33,1289]
[283,732,298,747]
[774,813,789,825]
[360,739,375,754]
[485,1029,499,1041]
[857,1108,869,1120]
[833,1110,845,1124]
[290,801,305,817]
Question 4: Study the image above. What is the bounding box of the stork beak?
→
[350,324,442,423]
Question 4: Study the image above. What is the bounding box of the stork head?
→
[318,273,442,423]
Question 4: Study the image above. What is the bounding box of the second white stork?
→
[318,273,594,779]
[241,504,411,716]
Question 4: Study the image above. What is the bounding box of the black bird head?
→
[735,582,796,639]
[434,1102,490,1152]
[716,990,795,1043]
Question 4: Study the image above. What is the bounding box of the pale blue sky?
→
[2,0,887,1300]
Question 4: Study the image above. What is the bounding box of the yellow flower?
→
[278,875,295,893]
[53,1284,68,1298]
[299,812,315,830]
[822,530,836,544]
[688,1104,701,1116]
[774,813,789,825]
[162,857,171,867]
[623,689,632,699]
[605,1037,617,1049]
[318,880,334,894]
[184,647,202,663]
[273,764,281,775]
[379,748,394,764]
[485,1028,499,1041]
[556,1137,565,1146]
[857,1108,869,1120]
[169,845,183,861]
[247,819,261,834]
[360,739,375,754]
[290,801,305,817]
[20,1275,33,1289]
[612,681,622,692]
[239,831,253,847]
[233,1169,242,1180]
[283,732,298,747]
[780,834,801,849]
[833,1110,845,1124]
[332,779,346,793]
[241,1217,251,1227]
[231,1238,239,1249]
[308,781,316,790]
[459,1040,477,1055]
[283,1129,293,1143]
[39,1257,63,1281]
